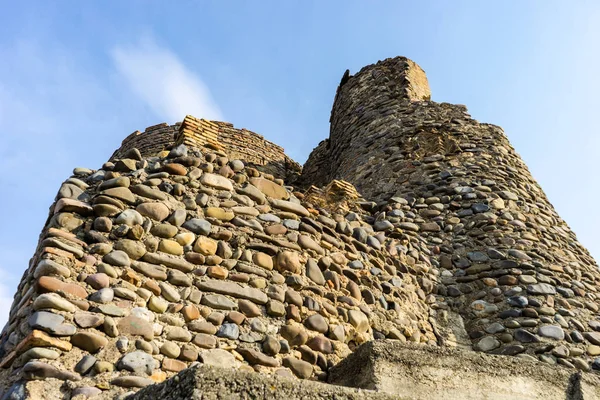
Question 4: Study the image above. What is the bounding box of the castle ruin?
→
[2,57,600,399]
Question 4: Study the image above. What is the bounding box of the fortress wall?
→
[110,123,180,161]
[175,116,302,181]
[301,56,600,372]
[0,113,436,398]
[299,139,331,189]
[3,56,600,400]
[214,121,302,182]
[110,116,301,182]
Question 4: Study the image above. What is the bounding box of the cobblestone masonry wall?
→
[302,56,600,370]
[174,116,301,182]
[112,116,301,182]
[0,127,435,398]
[110,124,180,161]
[2,56,600,399]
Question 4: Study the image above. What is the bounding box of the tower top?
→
[338,56,431,102]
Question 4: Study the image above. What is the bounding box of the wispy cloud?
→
[0,36,226,328]
[111,38,222,123]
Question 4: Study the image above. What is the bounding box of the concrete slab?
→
[328,341,600,400]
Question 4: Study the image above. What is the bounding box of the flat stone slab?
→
[129,364,396,400]
[328,341,600,400]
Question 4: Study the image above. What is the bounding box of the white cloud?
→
[111,38,222,123]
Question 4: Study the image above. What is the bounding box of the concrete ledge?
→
[328,341,600,400]
[128,364,398,400]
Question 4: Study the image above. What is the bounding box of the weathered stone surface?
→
[197,280,268,304]
[118,351,158,374]
[71,332,109,353]
[101,187,136,204]
[249,177,289,199]
[283,357,313,379]
[193,236,218,255]
[137,202,170,221]
[271,200,309,217]
[348,310,369,333]
[22,361,81,381]
[200,173,233,191]
[28,311,76,336]
[142,252,195,272]
[182,218,212,235]
[199,349,237,368]
[33,259,71,279]
[116,209,144,226]
[202,294,237,310]
[103,250,131,267]
[118,316,154,340]
[37,276,88,298]
[111,376,154,388]
[276,251,302,274]
[238,348,280,367]
[33,293,77,313]
[115,239,147,260]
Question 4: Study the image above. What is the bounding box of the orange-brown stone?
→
[207,266,228,280]
[182,305,200,322]
[162,358,186,372]
[0,330,73,368]
[37,276,88,298]
[163,163,188,176]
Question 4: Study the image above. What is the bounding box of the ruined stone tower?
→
[2,57,600,400]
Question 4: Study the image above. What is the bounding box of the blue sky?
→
[1,1,600,326]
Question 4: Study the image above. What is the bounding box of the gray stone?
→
[111,376,154,388]
[118,351,158,375]
[201,294,237,310]
[103,250,131,267]
[22,347,60,362]
[28,311,76,336]
[305,258,325,285]
[271,200,309,217]
[304,314,328,333]
[374,220,393,231]
[197,280,268,304]
[217,323,239,340]
[476,336,500,351]
[22,361,81,381]
[182,218,212,235]
[199,349,237,368]
[89,288,114,304]
[32,293,77,313]
[75,355,97,374]
[538,325,565,340]
[527,283,556,295]
[169,144,188,158]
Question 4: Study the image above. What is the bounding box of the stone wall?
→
[0,137,436,399]
[302,57,431,190]
[110,124,180,161]
[111,116,301,183]
[175,115,302,182]
[302,56,600,373]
